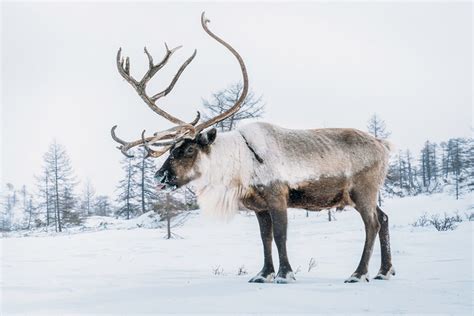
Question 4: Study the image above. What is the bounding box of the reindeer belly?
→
[288,177,353,211]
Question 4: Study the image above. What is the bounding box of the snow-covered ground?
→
[1,193,472,315]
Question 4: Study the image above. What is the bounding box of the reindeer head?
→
[154,129,217,189]
[111,12,248,190]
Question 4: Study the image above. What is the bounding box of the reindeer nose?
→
[156,169,169,183]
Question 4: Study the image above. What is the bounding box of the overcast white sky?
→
[1,1,472,197]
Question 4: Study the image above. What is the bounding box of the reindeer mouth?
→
[156,184,167,191]
[157,183,178,192]
[156,172,179,191]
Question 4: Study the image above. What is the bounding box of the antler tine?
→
[115,44,197,126]
[111,125,139,158]
[141,130,152,158]
[190,111,201,126]
[141,43,183,86]
[195,12,249,133]
[111,125,126,146]
[116,48,137,86]
[141,130,166,159]
[150,49,197,102]
[144,47,154,69]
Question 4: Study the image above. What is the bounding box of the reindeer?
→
[111,12,395,283]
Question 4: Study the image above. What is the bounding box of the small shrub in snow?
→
[294,266,301,275]
[452,212,463,223]
[413,212,464,231]
[429,213,461,231]
[212,265,224,275]
[308,257,317,272]
[237,265,248,276]
[412,213,430,227]
[465,212,474,221]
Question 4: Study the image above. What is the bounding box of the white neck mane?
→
[191,130,252,220]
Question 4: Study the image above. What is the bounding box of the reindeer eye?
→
[184,146,195,156]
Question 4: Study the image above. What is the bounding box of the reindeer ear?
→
[197,128,217,146]
[206,128,217,144]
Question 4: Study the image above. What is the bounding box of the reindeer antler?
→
[116,44,197,125]
[194,12,249,133]
[111,12,248,158]
[112,43,199,157]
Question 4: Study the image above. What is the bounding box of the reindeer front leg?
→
[249,211,275,283]
[269,208,295,283]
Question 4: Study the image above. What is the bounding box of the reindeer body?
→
[193,122,390,217]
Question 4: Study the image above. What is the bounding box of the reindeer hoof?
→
[274,271,296,284]
[374,267,396,280]
[344,273,369,283]
[248,272,275,283]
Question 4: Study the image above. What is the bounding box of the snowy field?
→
[1,193,472,315]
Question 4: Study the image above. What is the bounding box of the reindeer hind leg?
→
[374,206,396,280]
[345,190,380,283]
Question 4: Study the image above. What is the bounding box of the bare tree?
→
[116,155,139,219]
[183,186,198,210]
[26,196,34,230]
[442,138,472,199]
[20,185,35,230]
[95,195,112,216]
[134,147,158,214]
[153,190,189,239]
[61,185,81,226]
[0,184,15,231]
[367,113,391,139]
[202,82,264,132]
[367,114,391,205]
[42,141,78,232]
[80,179,96,217]
[36,167,53,226]
[419,141,440,193]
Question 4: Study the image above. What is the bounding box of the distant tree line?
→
[366,114,473,201]
[0,142,200,232]
[384,138,473,199]
[1,142,106,232]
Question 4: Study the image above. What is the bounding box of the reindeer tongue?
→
[156,184,166,191]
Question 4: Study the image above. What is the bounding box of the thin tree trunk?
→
[54,148,62,232]
[141,157,145,214]
[126,160,132,220]
[166,193,171,239]
[45,175,50,226]
[86,190,90,216]
[399,156,403,190]
[27,199,32,230]
[184,187,188,211]
[455,171,459,200]
[422,149,426,189]
[455,141,460,200]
